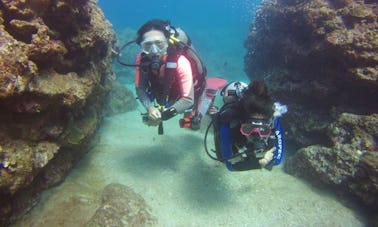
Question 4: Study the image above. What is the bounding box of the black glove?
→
[161,107,178,121]
[263,160,274,171]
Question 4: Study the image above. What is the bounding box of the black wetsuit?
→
[212,102,275,171]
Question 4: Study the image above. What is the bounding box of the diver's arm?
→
[135,54,154,111]
[136,86,153,111]
[171,89,194,113]
[259,147,275,167]
[136,83,161,123]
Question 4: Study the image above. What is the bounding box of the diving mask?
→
[240,119,272,138]
[141,36,168,55]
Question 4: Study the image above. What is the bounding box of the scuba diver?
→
[117,19,226,134]
[204,80,287,171]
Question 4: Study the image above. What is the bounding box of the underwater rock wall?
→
[244,0,377,210]
[0,0,117,224]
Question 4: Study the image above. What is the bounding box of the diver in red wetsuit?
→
[134,19,226,131]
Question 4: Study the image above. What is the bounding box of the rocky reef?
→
[86,183,157,226]
[104,81,137,116]
[0,0,120,225]
[245,0,377,214]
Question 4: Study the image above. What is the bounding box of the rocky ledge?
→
[0,0,118,225]
[244,0,377,215]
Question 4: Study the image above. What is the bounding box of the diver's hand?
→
[259,147,274,167]
[144,118,162,126]
[161,107,177,121]
[148,106,161,121]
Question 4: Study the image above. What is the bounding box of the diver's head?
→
[240,117,272,139]
[140,30,168,57]
[240,116,273,156]
[136,19,171,44]
[241,80,274,119]
[136,19,170,57]
[239,80,274,144]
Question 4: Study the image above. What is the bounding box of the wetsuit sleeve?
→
[136,87,153,111]
[171,55,194,113]
[135,54,153,110]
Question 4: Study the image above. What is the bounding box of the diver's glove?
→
[273,102,288,118]
[148,106,161,120]
[264,160,275,171]
[142,113,161,126]
[161,107,178,121]
[259,147,274,170]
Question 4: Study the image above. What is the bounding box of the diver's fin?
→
[196,77,227,120]
[205,77,227,95]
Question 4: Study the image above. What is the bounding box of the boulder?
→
[86,183,157,227]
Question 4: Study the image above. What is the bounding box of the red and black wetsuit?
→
[135,54,195,113]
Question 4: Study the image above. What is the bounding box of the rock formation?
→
[244,0,377,214]
[104,81,137,116]
[0,0,121,225]
[86,183,157,226]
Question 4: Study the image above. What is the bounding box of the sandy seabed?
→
[13,111,367,227]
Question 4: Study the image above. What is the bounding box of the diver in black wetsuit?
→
[206,80,287,171]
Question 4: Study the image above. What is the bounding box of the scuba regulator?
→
[146,55,164,71]
[116,40,165,73]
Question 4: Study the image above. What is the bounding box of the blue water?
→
[98,0,263,81]
[9,2,368,225]
[98,0,261,32]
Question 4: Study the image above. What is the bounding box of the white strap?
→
[166,62,177,68]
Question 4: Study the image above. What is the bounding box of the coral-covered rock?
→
[0,0,120,225]
[0,140,59,194]
[86,183,157,226]
[245,0,377,211]
[104,81,137,116]
[286,113,378,208]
